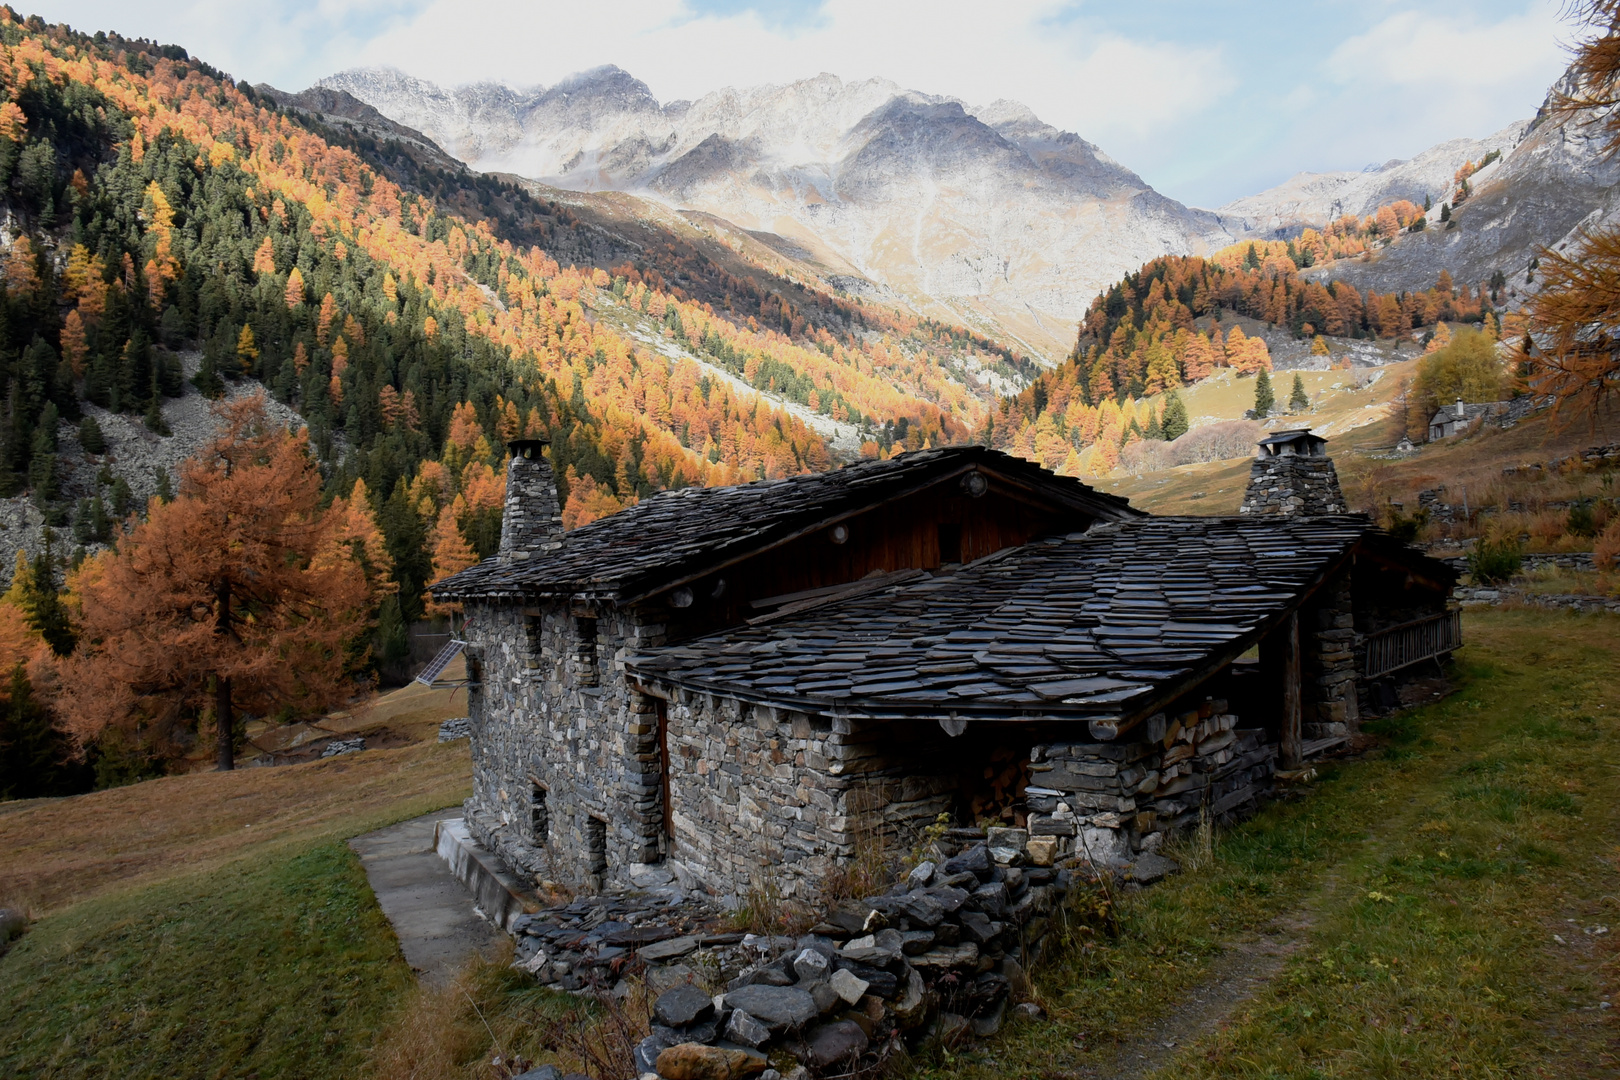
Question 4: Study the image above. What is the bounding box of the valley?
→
[0,8,1617,1080]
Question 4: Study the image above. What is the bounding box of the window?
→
[530,783,549,842]
[585,815,608,876]
[574,615,599,686]
[938,523,963,565]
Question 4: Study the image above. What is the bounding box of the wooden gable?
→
[631,462,1103,641]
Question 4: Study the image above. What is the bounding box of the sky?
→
[27,0,1578,207]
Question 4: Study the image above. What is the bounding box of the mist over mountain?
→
[318,66,1242,361]
[1214,120,1531,235]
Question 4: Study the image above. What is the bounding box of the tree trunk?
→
[215,674,234,771]
[215,579,234,771]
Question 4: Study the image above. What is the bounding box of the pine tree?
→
[78,416,106,454]
[1161,391,1189,441]
[1254,369,1275,418]
[0,665,84,799]
[1289,373,1310,413]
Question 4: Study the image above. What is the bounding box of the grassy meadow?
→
[2,610,1616,1078]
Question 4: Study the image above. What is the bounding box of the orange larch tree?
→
[62,395,372,770]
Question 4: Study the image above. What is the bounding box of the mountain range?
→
[317,66,1239,360]
[316,62,1614,361]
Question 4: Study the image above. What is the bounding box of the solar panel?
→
[415,639,468,686]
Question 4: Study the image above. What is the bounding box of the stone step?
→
[434,818,537,932]
[1301,735,1348,759]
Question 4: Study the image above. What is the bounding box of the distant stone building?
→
[1427,398,1510,441]
[433,438,1455,903]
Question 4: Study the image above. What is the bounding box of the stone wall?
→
[462,598,668,890]
[1025,703,1277,864]
[656,692,849,901]
[1305,571,1359,740]
[1238,456,1347,516]
[653,699,974,902]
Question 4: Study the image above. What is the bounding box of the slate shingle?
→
[627,516,1451,722]
[431,446,1138,602]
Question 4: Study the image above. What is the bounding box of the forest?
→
[0,11,1025,793]
[983,238,1505,475]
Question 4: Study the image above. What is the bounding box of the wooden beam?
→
[1281,610,1302,770]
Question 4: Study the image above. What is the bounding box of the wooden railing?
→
[1362,610,1463,679]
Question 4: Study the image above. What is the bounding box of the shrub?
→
[1384,503,1429,544]
[1566,499,1598,538]
[1468,537,1523,584]
[1595,518,1620,572]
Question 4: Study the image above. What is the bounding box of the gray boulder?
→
[725,1008,772,1048]
[722,984,818,1030]
[804,1020,869,1068]
[655,983,715,1028]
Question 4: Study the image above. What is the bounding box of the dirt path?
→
[1075,921,1308,1080]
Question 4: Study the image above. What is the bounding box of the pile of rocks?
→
[438,717,473,742]
[319,737,366,758]
[626,839,1073,1079]
[511,891,736,993]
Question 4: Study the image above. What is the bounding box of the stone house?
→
[433,435,1456,903]
[1428,399,1510,441]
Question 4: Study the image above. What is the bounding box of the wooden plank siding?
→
[643,474,1088,642]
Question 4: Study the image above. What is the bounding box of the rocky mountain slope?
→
[317,66,1242,361]
[1299,77,1620,297]
[1214,120,1530,234]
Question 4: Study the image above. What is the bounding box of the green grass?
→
[3,610,1615,1080]
[914,609,1620,1079]
[0,840,412,1080]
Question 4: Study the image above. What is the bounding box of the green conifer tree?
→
[1289,373,1310,413]
[1254,369,1275,418]
[1161,391,1190,441]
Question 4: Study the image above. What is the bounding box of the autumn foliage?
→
[984,239,1499,476]
[1518,0,1620,422]
[61,396,372,769]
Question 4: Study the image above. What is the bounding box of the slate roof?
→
[432,445,1139,602]
[627,516,1445,726]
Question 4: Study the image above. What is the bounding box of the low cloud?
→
[30,0,1575,206]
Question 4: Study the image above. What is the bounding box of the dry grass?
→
[1098,393,1620,530]
[0,738,472,915]
[371,940,655,1080]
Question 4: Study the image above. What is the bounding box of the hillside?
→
[316,66,1242,360]
[0,18,1033,624]
[982,238,1496,476]
[1221,70,1620,299]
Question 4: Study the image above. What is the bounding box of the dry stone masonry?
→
[1027,700,1276,864]
[506,834,1102,1079]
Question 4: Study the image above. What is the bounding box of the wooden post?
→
[1281,610,1302,770]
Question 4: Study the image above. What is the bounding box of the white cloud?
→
[350,0,1232,150]
[1328,8,1565,91]
[24,0,1577,206]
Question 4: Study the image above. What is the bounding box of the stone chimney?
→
[1238,429,1347,516]
[500,439,565,562]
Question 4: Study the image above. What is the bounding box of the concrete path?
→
[350,811,504,986]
